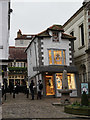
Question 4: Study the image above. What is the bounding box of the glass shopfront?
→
[44,73,76,96]
[45,75,55,96]
[56,73,76,90]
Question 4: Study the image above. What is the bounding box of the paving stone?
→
[2,93,89,119]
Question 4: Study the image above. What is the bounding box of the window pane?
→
[68,73,76,89]
[56,73,62,89]
[53,50,62,65]
[63,50,66,65]
[56,73,76,90]
[48,50,52,64]
[48,49,66,65]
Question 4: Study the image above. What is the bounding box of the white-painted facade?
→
[0,0,10,86]
[26,25,78,97]
[27,33,71,78]
[0,0,10,61]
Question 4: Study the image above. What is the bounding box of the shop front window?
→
[56,73,62,89]
[48,49,66,65]
[56,73,76,90]
[45,75,55,96]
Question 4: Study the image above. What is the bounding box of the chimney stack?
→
[17,29,22,38]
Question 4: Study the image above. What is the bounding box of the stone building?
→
[0,0,12,86]
[25,25,78,97]
[63,0,90,95]
[8,46,27,86]
[15,29,35,47]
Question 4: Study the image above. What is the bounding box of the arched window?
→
[79,64,87,82]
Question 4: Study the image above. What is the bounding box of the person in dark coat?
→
[37,80,43,99]
[29,80,35,100]
[9,81,14,94]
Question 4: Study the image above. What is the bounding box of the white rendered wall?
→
[0,0,10,60]
[27,39,38,78]
[27,32,70,79]
[42,33,70,66]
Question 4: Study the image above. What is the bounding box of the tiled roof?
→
[36,24,64,37]
[61,33,76,40]
[37,30,51,37]
[9,46,27,60]
[48,24,64,31]
[15,35,35,40]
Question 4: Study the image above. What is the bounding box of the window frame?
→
[52,31,59,42]
[79,23,85,46]
[48,49,66,65]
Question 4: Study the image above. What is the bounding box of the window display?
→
[45,75,55,95]
[56,73,76,90]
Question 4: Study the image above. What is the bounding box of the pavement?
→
[1,93,90,120]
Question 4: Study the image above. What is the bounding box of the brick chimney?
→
[17,29,22,38]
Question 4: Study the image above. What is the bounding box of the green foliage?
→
[81,91,89,106]
[72,101,80,107]
[8,67,27,71]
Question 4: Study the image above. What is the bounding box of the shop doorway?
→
[45,75,55,96]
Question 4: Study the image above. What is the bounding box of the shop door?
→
[45,75,55,96]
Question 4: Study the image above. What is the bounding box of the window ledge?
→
[78,45,85,50]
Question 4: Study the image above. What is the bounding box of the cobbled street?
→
[2,93,89,120]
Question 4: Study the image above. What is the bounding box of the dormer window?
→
[52,31,59,42]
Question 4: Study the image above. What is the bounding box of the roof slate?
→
[48,24,64,31]
[37,30,51,37]
[61,33,76,40]
[9,47,27,60]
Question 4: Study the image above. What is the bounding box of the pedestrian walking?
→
[29,80,35,100]
[37,80,43,99]
[16,83,19,94]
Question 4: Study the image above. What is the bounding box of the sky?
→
[9,0,84,46]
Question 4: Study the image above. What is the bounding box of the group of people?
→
[29,80,43,100]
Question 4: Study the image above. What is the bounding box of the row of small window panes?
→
[10,62,26,67]
[9,75,26,79]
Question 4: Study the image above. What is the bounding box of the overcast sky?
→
[9,0,84,46]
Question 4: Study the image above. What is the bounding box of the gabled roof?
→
[15,34,35,40]
[37,30,51,37]
[36,24,64,37]
[9,46,27,60]
[25,24,76,52]
[48,24,64,32]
